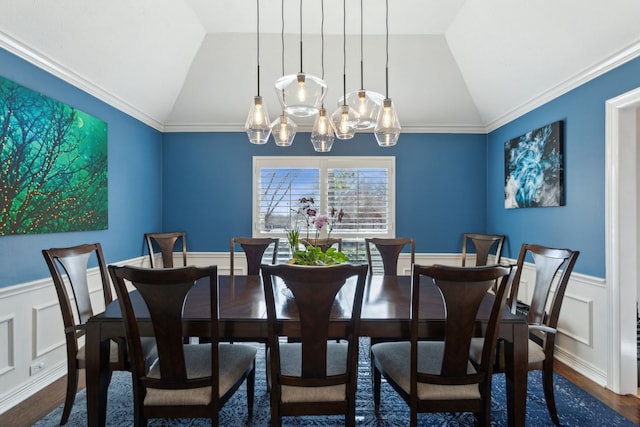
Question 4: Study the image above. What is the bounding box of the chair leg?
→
[410,408,418,427]
[132,382,148,427]
[372,354,382,414]
[247,361,255,412]
[346,388,356,427]
[542,361,560,425]
[60,365,79,425]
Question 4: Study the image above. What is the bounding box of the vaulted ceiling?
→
[2,0,640,133]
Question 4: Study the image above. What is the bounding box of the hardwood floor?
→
[554,361,640,425]
[0,372,85,427]
[1,363,638,426]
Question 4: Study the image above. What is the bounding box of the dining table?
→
[85,273,528,427]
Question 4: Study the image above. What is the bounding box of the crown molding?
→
[0,32,164,131]
[486,40,640,133]
[161,122,488,134]
[4,30,639,136]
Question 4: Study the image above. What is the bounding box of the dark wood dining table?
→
[86,273,528,427]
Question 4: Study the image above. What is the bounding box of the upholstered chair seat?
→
[372,341,481,401]
[269,342,348,403]
[144,343,256,406]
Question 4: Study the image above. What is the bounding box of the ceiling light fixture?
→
[374,0,401,147]
[245,0,271,145]
[330,0,359,140]
[342,0,383,129]
[310,0,334,152]
[271,0,297,147]
[274,0,326,117]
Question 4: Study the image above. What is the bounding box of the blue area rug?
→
[35,339,635,426]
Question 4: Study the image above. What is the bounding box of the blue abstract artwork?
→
[504,121,564,209]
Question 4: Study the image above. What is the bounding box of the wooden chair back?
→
[414,264,513,382]
[260,263,368,425]
[109,265,215,391]
[43,243,113,329]
[42,243,126,425]
[230,237,279,275]
[508,243,579,324]
[144,231,187,268]
[461,233,505,266]
[365,237,415,275]
[299,237,342,252]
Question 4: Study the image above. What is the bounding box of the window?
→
[253,156,395,263]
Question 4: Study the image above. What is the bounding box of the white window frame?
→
[252,156,396,239]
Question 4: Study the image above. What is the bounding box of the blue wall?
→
[5,47,638,287]
[0,49,164,288]
[488,56,640,278]
[162,132,488,254]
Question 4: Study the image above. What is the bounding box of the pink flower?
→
[315,215,328,230]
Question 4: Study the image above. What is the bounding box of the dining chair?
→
[299,237,342,252]
[260,263,369,427]
[230,237,279,275]
[108,264,256,426]
[470,243,579,425]
[461,233,505,266]
[371,263,514,427]
[144,231,187,268]
[42,243,130,425]
[365,237,415,276]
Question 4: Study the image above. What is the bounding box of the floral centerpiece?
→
[287,197,349,266]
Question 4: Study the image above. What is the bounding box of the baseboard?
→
[0,361,65,414]
[555,346,608,387]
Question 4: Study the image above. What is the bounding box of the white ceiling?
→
[1,0,640,133]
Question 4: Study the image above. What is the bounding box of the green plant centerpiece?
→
[288,197,349,266]
[289,245,349,266]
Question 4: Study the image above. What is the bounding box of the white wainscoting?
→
[0,252,610,415]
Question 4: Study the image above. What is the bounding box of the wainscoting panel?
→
[33,301,64,359]
[0,313,15,375]
[557,293,593,347]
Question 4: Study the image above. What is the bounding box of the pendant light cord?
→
[342,0,347,104]
[385,0,389,98]
[256,0,260,96]
[281,0,285,78]
[299,0,303,73]
[280,0,286,100]
[359,0,364,91]
[321,0,326,103]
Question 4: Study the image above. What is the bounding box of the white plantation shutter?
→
[327,166,390,235]
[253,156,395,262]
[258,166,320,233]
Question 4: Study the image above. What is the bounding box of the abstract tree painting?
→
[504,121,564,209]
[0,76,107,235]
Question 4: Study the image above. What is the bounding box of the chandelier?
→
[245,0,400,150]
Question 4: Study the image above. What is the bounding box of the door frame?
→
[605,86,640,394]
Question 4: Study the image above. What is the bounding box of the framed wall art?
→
[504,120,564,209]
[0,75,108,235]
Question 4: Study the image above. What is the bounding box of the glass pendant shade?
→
[245,95,271,145]
[342,90,384,129]
[310,107,335,152]
[330,104,360,140]
[374,98,401,147]
[271,113,297,147]
[275,72,327,117]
